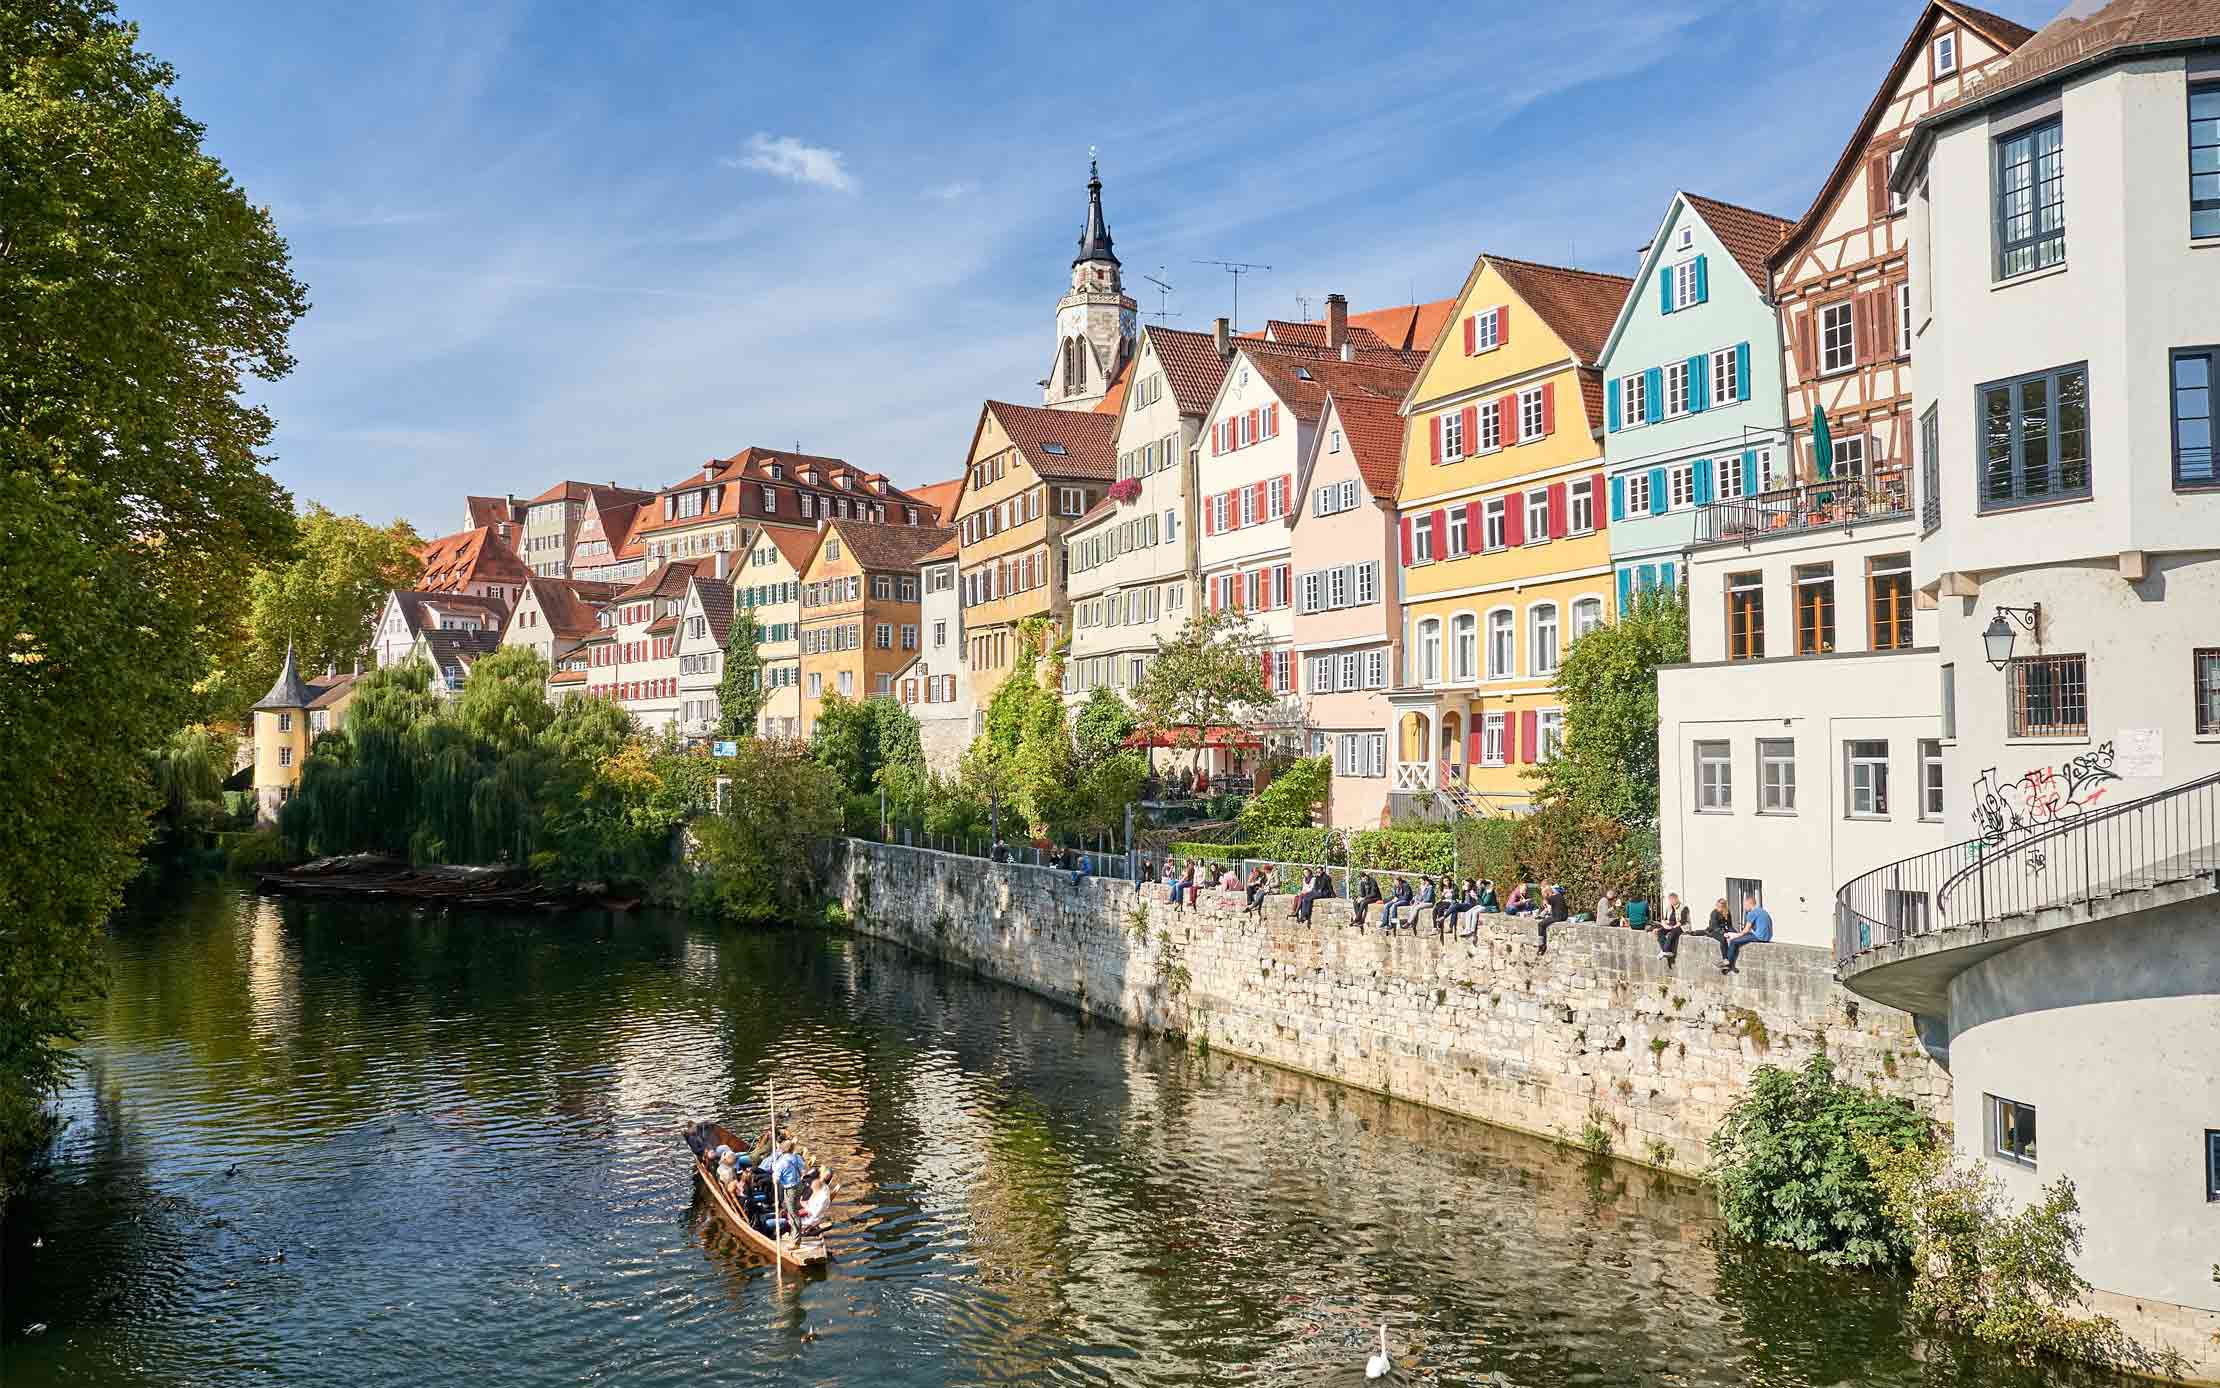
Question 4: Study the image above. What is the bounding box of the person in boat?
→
[772,1137,806,1236]
[801,1167,836,1232]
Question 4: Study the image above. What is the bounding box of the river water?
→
[2,883,2129,1387]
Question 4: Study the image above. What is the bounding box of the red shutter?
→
[1793,310,1817,380]
[1468,728,1484,764]
[1282,473,1294,516]
[1430,415,1443,465]
[1520,711,1539,764]
[1429,509,1447,559]
[1592,471,1608,531]
[1461,404,1480,454]
[1540,382,1556,436]
[1504,493,1525,547]
[1252,481,1267,521]
[1503,712,1518,764]
[1464,500,1482,549]
[1548,481,1568,539]
[1203,495,1215,536]
[1268,403,1280,437]
[1260,651,1272,685]
[1463,315,1476,354]
[1247,408,1260,441]
[1494,306,1509,347]
[1399,517,1413,565]
[1498,395,1516,446]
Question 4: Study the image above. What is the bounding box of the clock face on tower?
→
[1120,309,1136,339]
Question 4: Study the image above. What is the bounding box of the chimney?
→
[1324,293,1348,350]
[1340,340,1355,363]
[1213,316,1232,358]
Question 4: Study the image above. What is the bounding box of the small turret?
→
[1072,153,1118,269]
[255,640,313,711]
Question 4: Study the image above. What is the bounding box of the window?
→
[1695,741,1731,811]
[1711,346,1740,406]
[2195,85,2220,238]
[2197,649,2220,736]
[1483,498,1507,550]
[1339,479,1359,512]
[1569,477,1595,532]
[1726,572,1764,660]
[1487,610,1514,677]
[1477,397,1503,452]
[1058,486,1087,515]
[1920,405,1943,533]
[1819,301,1855,374]
[1473,309,1500,352]
[1620,373,1648,427]
[2008,653,2088,738]
[1897,281,1914,355]
[1832,434,1867,480]
[1240,487,1257,526]
[1868,554,1912,650]
[1932,30,1957,77]
[278,745,292,768]
[1524,489,1548,541]
[2174,347,2216,487]
[1518,387,1545,441]
[1625,471,1651,514]
[1663,359,1690,418]
[1668,463,1696,509]
[1989,1095,2037,1167]
[1795,564,1835,655]
[1538,710,1564,761]
[1268,475,1288,518]
[1444,506,1469,558]
[1412,516,1433,563]
[1758,739,1796,813]
[1452,614,1478,683]
[901,624,918,651]
[1995,119,2065,278]
[2207,1129,2220,1202]
[1482,713,1506,765]
[1329,428,1343,453]
[277,712,292,732]
[1919,739,1944,820]
[1980,363,2089,508]
[1837,739,1890,817]
[1365,649,1385,689]
[1531,604,1560,676]
[1714,454,1745,501]
[1442,408,1466,459]
[1416,619,1442,684]
[1671,258,1700,310]
[1572,597,1603,640]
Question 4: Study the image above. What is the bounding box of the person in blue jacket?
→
[1719,891,1773,973]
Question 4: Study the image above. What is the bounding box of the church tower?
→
[1043,154,1137,412]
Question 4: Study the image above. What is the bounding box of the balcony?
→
[1694,466,1910,547]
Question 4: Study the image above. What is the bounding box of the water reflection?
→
[0,886,2134,1387]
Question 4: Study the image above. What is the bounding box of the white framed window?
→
[1327,566,1350,609]
[1625,470,1651,514]
[1663,359,1690,418]
[1267,475,1288,518]
[1058,486,1087,515]
[1338,479,1359,511]
[1671,259,1700,310]
[1477,399,1503,452]
[1759,738,1796,813]
[1339,651,1360,690]
[1486,609,1514,677]
[1620,373,1648,427]
[1846,739,1891,818]
[1695,741,1731,811]
[1483,497,1507,550]
[1210,495,1229,532]
[1537,710,1564,761]
[1309,655,1335,693]
[1715,455,1746,501]
[1568,477,1595,533]
[1481,712,1506,766]
[1473,308,1501,351]
[1920,739,1945,820]
[1820,301,1856,374]
[1711,347,1739,405]
[1452,613,1479,683]
[1572,596,1603,640]
[1364,649,1385,688]
[1447,507,1468,557]
[1417,618,1443,685]
[1897,281,1914,355]
[1314,485,1337,517]
[1988,1094,2036,1167]
[1301,571,1323,614]
[1530,603,1560,676]
[1932,30,1958,78]
[1412,517,1433,563]
[1329,428,1343,453]
[1669,463,1697,509]
[1525,488,1548,541]
[1518,387,1545,441]
[932,620,946,647]
[1354,562,1378,606]
[1833,435,1868,479]
[1442,409,1466,459]
[1240,487,1257,526]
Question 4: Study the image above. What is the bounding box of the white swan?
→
[1365,1323,1390,1379]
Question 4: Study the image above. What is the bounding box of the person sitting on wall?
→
[1476,879,1501,914]
[1351,873,1383,928]
[1381,876,1414,932]
[1705,898,1734,943]
[1504,884,1532,916]
[1595,889,1619,928]
[990,837,1011,864]
[1719,892,1773,973]
[1408,876,1437,933]
[1625,894,1651,929]
[1218,863,1240,892]
[1293,867,1334,924]
[1070,851,1092,888]
[1244,864,1271,916]
[1429,877,1460,936]
[1653,892,1690,963]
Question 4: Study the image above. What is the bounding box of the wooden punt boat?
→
[690,1121,829,1272]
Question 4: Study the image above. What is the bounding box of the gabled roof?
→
[1147,326,1242,417]
[982,400,1117,482]
[1772,0,2039,269]
[918,534,959,565]
[630,447,927,540]
[689,577,735,648]
[756,525,822,574]
[1319,391,1407,502]
[464,496,515,529]
[1484,257,1634,367]
[527,479,654,507]
[1093,353,1133,417]
[415,526,531,594]
[1596,192,1794,366]
[617,558,708,602]
[1347,299,1460,353]
[1914,0,2216,141]
[823,519,958,573]
[1237,349,1420,431]
[388,588,507,637]
[415,627,501,680]
[1255,320,1395,351]
[518,576,623,641]
[306,671,359,711]
[907,476,966,524]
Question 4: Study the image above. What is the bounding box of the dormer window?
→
[1042,442,1068,455]
[1677,226,1694,250]
[835,474,851,490]
[1296,366,1313,381]
[766,464,782,480]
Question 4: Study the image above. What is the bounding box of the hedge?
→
[1251,828,1336,864]
[1166,840,1255,864]
[1347,829,1456,875]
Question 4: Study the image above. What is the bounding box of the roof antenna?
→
[1193,258,1272,333]
[1141,269,1179,324]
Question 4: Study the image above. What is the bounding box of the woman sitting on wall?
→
[1351,873,1383,928]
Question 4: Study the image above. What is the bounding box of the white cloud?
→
[924,180,977,202]
[730,133,854,192]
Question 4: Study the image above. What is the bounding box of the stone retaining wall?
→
[829,839,1950,1173]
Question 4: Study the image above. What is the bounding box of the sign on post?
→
[712,740,739,758]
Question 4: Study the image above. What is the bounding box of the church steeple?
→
[1073,153,1118,269]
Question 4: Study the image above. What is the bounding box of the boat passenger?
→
[802,1168,836,1231]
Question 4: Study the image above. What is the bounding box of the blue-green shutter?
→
[1659,273,1673,315]
[1607,377,1621,432]
[1735,342,1752,401]
[1648,467,1668,515]
[1644,367,1664,417]
[1689,355,1709,412]
[1693,459,1713,504]
[1618,567,1634,611]
[1742,448,1759,495]
[1662,561,1677,591]
[1638,565,1656,592]
[1610,475,1626,520]
[1693,255,1709,304]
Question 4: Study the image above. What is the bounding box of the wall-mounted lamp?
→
[1982,603,2041,671]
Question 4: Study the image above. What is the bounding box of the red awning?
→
[1122,726,1263,749]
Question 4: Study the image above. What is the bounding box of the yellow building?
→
[949,400,1115,708]
[1389,255,1632,816]
[251,643,360,825]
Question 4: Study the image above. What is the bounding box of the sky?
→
[130,0,2046,537]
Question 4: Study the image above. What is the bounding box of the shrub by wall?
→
[1347,828,1456,875]
[1167,840,1255,864]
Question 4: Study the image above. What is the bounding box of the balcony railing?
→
[1696,466,1911,547]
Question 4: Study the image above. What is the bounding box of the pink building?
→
[1290,390,1406,829]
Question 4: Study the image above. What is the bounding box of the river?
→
[2,882,2130,1386]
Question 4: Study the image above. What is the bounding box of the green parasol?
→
[1811,407,1835,481]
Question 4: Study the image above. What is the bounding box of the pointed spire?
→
[254,639,314,711]
[1073,149,1118,268]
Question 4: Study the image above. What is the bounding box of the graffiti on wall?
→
[1969,741,2120,871]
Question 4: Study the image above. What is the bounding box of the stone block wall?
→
[829,839,1950,1174]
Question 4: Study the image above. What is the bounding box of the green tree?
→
[453,646,555,756]
[1527,587,1688,822]
[1073,687,1137,764]
[688,740,842,922]
[1240,756,1329,834]
[0,0,306,1205]
[810,693,882,797]
[715,609,766,740]
[1132,607,1271,744]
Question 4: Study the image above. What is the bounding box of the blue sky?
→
[131,0,2042,536]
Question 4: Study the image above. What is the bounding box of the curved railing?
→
[1834,769,2220,967]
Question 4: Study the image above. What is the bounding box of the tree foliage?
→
[1240,756,1328,834]
[1707,1055,1937,1269]
[715,609,766,740]
[1073,687,1136,764]
[1527,588,1688,823]
[1132,607,1272,742]
[0,0,306,1205]
[688,741,842,922]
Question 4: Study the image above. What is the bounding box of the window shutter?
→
[1693,459,1713,505]
[1793,311,1816,380]
[1429,509,1447,559]
[1540,382,1555,435]
[1866,151,1888,221]
[1591,471,1608,530]
[1735,342,1752,401]
[1648,467,1669,516]
[1282,473,1294,516]
[1260,650,1272,686]
[1461,404,1479,453]
[1430,415,1443,465]
[1504,495,1524,547]
[1694,254,1709,304]
[1399,517,1413,566]
[1643,367,1664,417]
[1464,499,1482,546]
[1503,712,1518,764]
[1520,711,1539,764]
[1742,448,1759,495]
[1252,481,1267,520]
[1878,283,1901,357]
[1494,306,1509,346]
[1688,354,1709,412]
[1610,474,1625,522]
[1547,482,1568,538]
[1247,408,1260,439]
[1463,314,1477,354]
[1659,273,1674,315]
[1607,377,1621,432]
[1498,395,1516,445]
[1617,567,1634,612]
[1468,728,1484,765]
[1661,562,1676,591]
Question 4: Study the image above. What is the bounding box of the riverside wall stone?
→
[829,839,1951,1173]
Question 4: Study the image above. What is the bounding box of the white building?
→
[370,590,507,669]
[674,573,735,743]
[584,560,701,735]
[895,538,973,772]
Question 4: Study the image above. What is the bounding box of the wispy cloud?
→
[729,133,854,191]
[924,180,977,202]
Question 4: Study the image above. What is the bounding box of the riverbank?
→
[827,838,1951,1175]
[253,854,635,911]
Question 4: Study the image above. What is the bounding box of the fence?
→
[1694,466,1911,547]
[1834,769,2220,967]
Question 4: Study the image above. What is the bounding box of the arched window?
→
[1451,613,1478,683]
[1417,618,1442,685]
[1063,337,1086,393]
[1573,597,1604,641]
[1487,610,1515,678]
[1531,603,1560,676]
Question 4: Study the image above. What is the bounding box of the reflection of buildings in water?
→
[244,895,302,1037]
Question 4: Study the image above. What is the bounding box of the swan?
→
[1365,1323,1390,1379]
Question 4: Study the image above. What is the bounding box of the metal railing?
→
[1834,769,2220,967]
[1696,466,1911,547]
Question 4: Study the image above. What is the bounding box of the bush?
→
[1252,828,1337,864]
[1347,828,1455,875]
[1507,800,1656,905]
[1167,840,1254,864]
[1708,1055,1936,1269]
[220,827,293,873]
[1453,817,1518,882]
[1239,756,1328,833]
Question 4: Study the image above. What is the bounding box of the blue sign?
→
[712,741,739,758]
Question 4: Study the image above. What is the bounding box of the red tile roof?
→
[1321,390,1407,501]
[983,400,1117,482]
[464,496,515,529]
[1093,353,1133,417]
[1933,0,2214,115]
[1242,351,1419,429]
[306,672,359,711]
[1254,320,1394,351]
[1353,299,1460,353]
[518,576,623,640]
[630,447,929,540]
[823,519,957,573]
[1681,193,1795,292]
[906,476,965,524]
[1485,257,1635,368]
[617,558,709,602]
[1147,323,1427,422]
[758,524,823,573]
[415,526,532,594]
[918,534,959,564]
[691,578,735,647]
[527,479,654,507]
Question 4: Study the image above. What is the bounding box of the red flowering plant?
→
[1106,477,1142,505]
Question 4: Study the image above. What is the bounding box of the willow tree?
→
[1,0,306,1203]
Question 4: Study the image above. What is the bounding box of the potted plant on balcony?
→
[1106,477,1142,505]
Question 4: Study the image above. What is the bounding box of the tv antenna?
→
[1193,258,1271,332]
[1141,270,1179,324]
